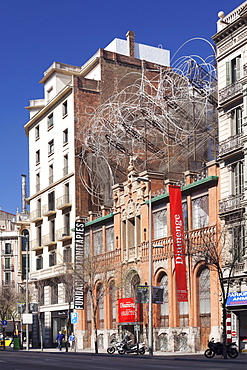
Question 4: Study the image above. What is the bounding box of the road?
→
[0,351,247,370]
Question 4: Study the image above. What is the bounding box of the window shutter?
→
[226,61,231,86]
[236,56,241,80]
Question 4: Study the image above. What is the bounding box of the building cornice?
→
[24,85,73,136]
[26,172,74,203]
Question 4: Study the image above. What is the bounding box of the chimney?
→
[126,30,135,58]
[21,174,27,214]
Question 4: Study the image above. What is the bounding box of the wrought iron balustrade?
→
[218,133,243,157]
[219,81,242,103]
[219,194,244,214]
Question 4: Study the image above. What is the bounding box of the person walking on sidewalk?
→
[56,331,64,351]
[69,332,76,351]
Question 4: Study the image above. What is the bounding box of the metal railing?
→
[219,81,242,103]
[219,193,244,213]
[218,133,243,157]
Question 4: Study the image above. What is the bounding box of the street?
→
[0,351,247,370]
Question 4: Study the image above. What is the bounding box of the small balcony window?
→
[48,139,54,155]
[63,128,68,144]
[47,113,54,129]
[62,101,68,117]
[36,150,40,165]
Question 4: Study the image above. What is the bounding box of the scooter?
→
[118,339,146,355]
[204,338,238,359]
[107,339,122,354]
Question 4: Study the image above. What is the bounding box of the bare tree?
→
[187,224,243,358]
[73,251,121,354]
[0,285,20,350]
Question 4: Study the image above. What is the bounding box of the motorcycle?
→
[204,338,238,359]
[107,339,122,354]
[118,339,146,355]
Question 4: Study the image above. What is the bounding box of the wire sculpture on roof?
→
[76,42,218,207]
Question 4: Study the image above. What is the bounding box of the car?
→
[0,336,13,347]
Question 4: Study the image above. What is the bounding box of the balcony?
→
[2,250,12,256]
[3,280,15,287]
[56,195,72,210]
[56,228,72,241]
[30,239,43,251]
[30,209,43,222]
[219,81,242,104]
[42,204,56,217]
[2,264,14,271]
[43,233,56,246]
[218,133,243,158]
[219,194,244,214]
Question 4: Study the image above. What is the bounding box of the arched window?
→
[199,268,210,314]
[159,273,169,327]
[97,283,104,328]
[109,280,116,329]
[125,271,140,298]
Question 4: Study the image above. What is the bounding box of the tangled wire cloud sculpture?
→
[77,40,218,206]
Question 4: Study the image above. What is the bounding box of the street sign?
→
[232,331,237,337]
[71,312,78,324]
[22,314,33,324]
[1,320,8,327]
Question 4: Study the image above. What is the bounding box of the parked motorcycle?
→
[107,339,122,354]
[204,338,238,359]
[118,339,146,355]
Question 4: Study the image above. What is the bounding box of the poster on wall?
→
[169,185,188,302]
[227,291,247,306]
[74,221,85,309]
[118,298,140,324]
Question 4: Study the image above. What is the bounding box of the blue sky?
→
[0,0,244,214]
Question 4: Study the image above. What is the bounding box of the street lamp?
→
[20,234,29,351]
[136,177,153,356]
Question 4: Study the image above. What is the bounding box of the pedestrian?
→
[69,332,76,351]
[56,331,64,351]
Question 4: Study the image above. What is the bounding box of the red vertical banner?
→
[169,185,188,302]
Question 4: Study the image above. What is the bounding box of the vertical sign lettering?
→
[74,222,85,309]
[169,185,188,302]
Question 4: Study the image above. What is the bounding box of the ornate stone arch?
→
[124,269,140,298]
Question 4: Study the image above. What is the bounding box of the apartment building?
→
[24,32,172,348]
[0,207,29,336]
[212,1,247,352]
